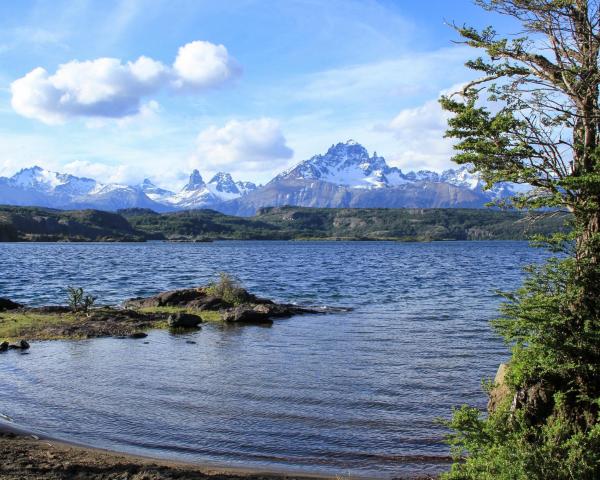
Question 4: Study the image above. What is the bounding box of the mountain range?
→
[0,140,526,215]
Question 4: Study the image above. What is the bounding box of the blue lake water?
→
[0,241,548,478]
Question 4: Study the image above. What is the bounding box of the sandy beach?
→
[0,424,332,480]
[0,422,441,480]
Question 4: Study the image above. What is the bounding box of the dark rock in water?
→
[8,340,30,350]
[0,298,22,311]
[221,304,273,323]
[167,312,202,329]
[128,332,148,339]
[124,286,262,310]
[124,288,205,309]
[188,296,231,311]
[185,340,197,344]
[0,341,8,352]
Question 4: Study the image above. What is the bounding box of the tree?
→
[439,1,600,478]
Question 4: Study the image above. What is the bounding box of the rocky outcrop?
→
[167,312,202,329]
[488,363,511,413]
[126,286,326,324]
[0,298,22,311]
[221,304,273,323]
[488,363,557,426]
[8,340,30,350]
[511,380,556,425]
[124,288,255,310]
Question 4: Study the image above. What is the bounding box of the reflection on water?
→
[0,241,546,477]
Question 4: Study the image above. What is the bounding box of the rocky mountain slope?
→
[0,140,528,215]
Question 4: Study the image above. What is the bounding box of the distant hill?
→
[0,140,530,215]
[0,204,569,242]
[0,206,145,242]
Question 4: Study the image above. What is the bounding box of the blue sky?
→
[0,0,516,188]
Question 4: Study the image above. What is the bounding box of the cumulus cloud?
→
[379,85,467,172]
[10,41,240,124]
[193,118,294,174]
[172,41,241,90]
[62,160,144,185]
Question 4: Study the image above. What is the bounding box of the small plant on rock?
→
[66,286,96,315]
[205,272,248,305]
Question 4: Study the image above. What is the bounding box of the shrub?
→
[66,286,96,315]
[205,272,248,305]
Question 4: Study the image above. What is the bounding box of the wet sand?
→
[0,424,439,480]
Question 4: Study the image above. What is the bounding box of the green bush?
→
[66,286,96,315]
[205,272,248,305]
[441,257,600,480]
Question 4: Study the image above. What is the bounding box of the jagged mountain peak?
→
[276,140,403,188]
[183,169,205,191]
[9,165,97,194]
[208,172,239,194]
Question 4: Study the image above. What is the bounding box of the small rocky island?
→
[0,275,332,347]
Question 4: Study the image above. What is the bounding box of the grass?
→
[0,311,80,342]
[137,306,222,322]
[0,305,227,343]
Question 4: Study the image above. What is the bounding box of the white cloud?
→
[293,47,471,104]
[10,41,241,124]
[379,84,468,172]
[173,41,241,90]
[193,118,294,176]
[63,160,142,185]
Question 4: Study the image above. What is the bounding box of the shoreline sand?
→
[0,422,440,480]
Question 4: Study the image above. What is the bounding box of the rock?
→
[128,332,148,339]
[488,363,510,413]
[221,304,273,323]
[0,298,22,311]
[0,341,8,352]
[167,312,202,329]
[185,340,197,344]
[8,340,29,350]
[511,380,555,425]
[124,286,259,310]
[124,288,206,309]
[188,296,231,311]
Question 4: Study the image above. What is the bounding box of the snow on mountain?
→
[152,170,255,209]
[277,140,408,189]
[275,140,525,201]
[138,178,175,202]
[235,180,258,195]
[9,166,97,195]
[0,140,529,214]
[440,165,484,190]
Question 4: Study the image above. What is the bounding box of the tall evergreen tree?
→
[439,1,600,478]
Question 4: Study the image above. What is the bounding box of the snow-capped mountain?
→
[7,166,96,195]
[138,170,258,209]
[276,140,406,188]
[0,140,527,215]
[274,140,491,192]
[220,140,527,215]
[0,166,167,211]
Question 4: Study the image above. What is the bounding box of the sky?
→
[0,0,518,189]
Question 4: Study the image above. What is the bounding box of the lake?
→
[0,241,548,478]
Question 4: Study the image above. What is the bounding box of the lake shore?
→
[0,423,440,480]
